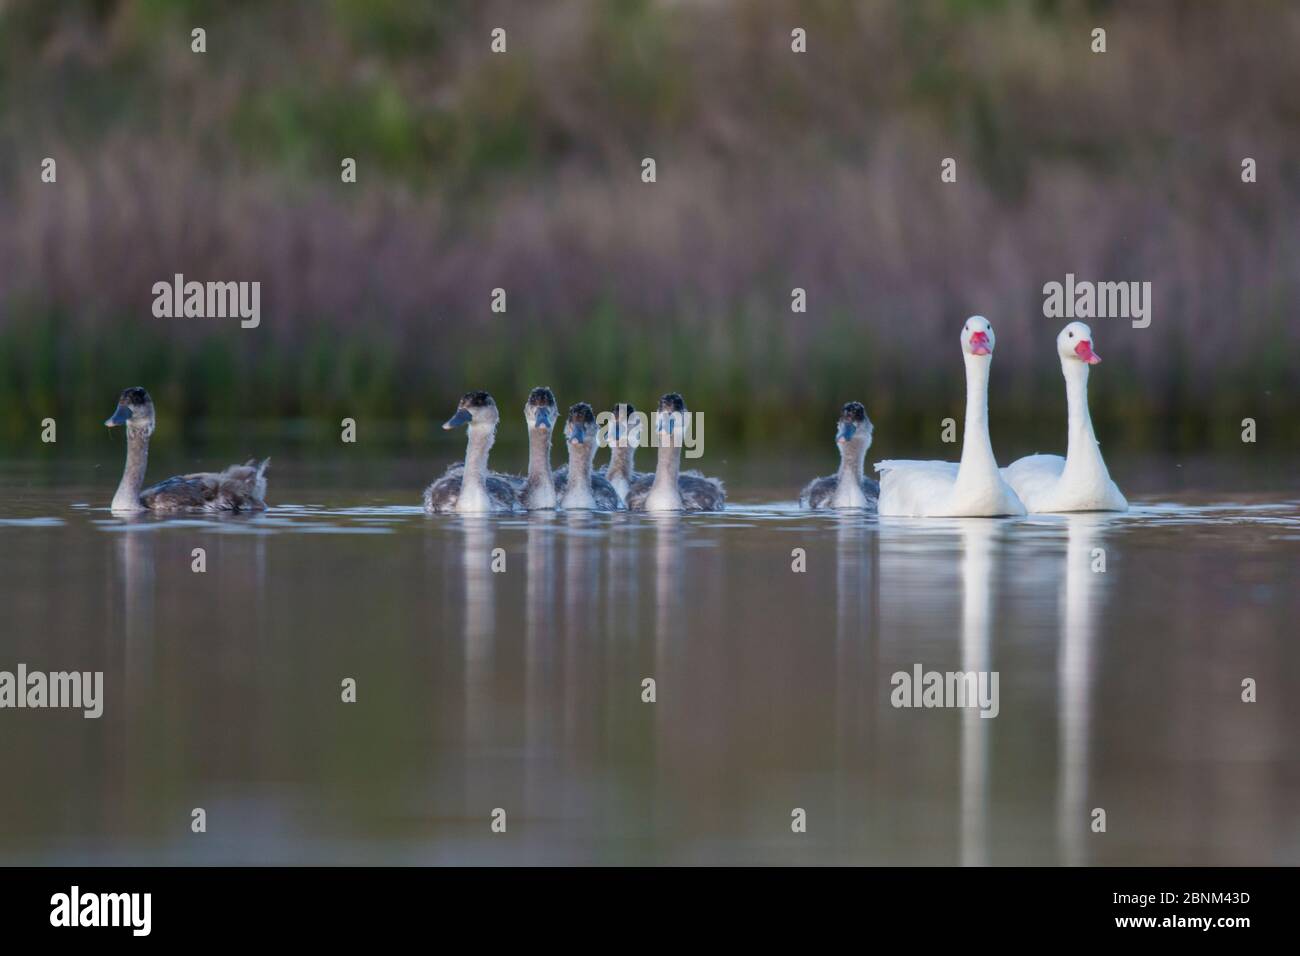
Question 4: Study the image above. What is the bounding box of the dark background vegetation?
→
[1,0,1297,455]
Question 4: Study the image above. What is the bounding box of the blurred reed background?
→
[0,0,1297,454]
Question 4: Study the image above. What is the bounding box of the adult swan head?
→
[875,316,1026,518]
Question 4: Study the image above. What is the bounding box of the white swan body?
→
[876,317,1025,518]
[1001,322,1127,512]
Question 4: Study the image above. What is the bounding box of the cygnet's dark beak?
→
[105,404,133,427]
[443,408,473,430]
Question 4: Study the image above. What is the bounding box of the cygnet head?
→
[564,402,598,453]
[655,392,688,444]
[524,386,558,433]
[961,315,996,358]
[443,390,499,430]
[105,387,156,439]
[1058,321,1101,365]
[835,401,874,451]
[606,401,643,449]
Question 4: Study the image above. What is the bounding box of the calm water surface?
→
[1,456,1298,864]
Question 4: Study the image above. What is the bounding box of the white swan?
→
[1001,322,1127,512]
[875,316,1025,517]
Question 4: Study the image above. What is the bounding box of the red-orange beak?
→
[1074,339,1101,365]
[969,331,991,356]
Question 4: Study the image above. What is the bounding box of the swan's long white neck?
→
[562,440,596,507]
[460,423,495,505]
[112,426,150,512]
[606,442,636,485]
[832,435,870,507]
[955,353,999,488]
[646,438,684,509]
[1061,360,1110,483]
[605,442,635,501]
[837,438,867,485]
[525,427,556,506]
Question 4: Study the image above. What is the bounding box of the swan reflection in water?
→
[870,510,1119,864]
[1058,513,1105,865]
[110,518,267,720]
[874,517,998,864]
[458,516,499,762]
[561,510,604,758]
[438,501,1107,861]
[835,514,878,797]
[524,512,558,810]
[956,515,1107,866]
[957,520,997,867]
[651,513,684,683]
[114,524,157,707]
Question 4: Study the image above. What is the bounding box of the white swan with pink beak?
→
[1000,321,1128,513]
[876,317,1026,518]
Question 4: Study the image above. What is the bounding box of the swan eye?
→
[1068,331,1074,338]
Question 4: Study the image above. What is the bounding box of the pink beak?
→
[969,331,991,356]
[1074,339,1101,365]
